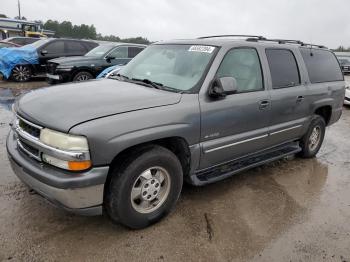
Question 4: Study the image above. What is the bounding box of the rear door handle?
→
[259,100,270,110]
[296,95,304,102]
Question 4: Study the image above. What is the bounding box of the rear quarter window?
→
[300,48,343,83]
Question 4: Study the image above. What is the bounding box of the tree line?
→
[43,20,150,44]
[0,14,150,44]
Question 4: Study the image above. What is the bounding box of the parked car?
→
[0,41,20,48]
[3,37,41,46]
[344,86,350,105]
[3,38,98,82]
[46,43,145,83]
[337,56,350,74]
[96,65,124,79]
[7,35,345,229]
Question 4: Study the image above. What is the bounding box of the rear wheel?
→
[11,65,32,82]
[72,71,93,82]
[298,115,326,158]
[105,146,183,229]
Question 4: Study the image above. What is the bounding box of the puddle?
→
[0,87,34,111]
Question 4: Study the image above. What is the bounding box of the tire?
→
[298,115,326,158]
[11,65,32,82]
[104,145,183,229]
[72,71,93,82]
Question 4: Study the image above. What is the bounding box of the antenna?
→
[18,0,21,19]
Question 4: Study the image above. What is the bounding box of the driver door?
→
[199,47,271,169]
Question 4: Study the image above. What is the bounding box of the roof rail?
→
[198,35,266,40]
[197,35,327,49]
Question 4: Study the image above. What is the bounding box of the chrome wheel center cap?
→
[141,178,161,201]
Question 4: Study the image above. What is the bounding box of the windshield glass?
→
[85,45,114,57]
[118,44,217,91]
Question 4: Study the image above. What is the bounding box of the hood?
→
[17,79,182,132]
[49,56,100,65]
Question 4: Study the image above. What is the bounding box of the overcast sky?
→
[2,0,349,48]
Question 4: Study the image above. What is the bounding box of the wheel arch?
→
[71,67,95,81]
[104,136,191,194]
[314,105,332,125]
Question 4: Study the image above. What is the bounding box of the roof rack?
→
[197,35,327,49]
[198,35,266,40]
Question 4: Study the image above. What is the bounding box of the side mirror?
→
[208,77,238,98]
[41,50,48,55]
[105,55,115,62]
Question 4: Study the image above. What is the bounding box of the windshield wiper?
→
[131,78,163,89]
[130,78,182,93]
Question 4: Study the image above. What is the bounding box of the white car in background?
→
[345,86,350,105]
[344,76,350,105]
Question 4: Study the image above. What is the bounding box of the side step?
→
[191,142,301,186]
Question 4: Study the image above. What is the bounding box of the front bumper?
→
[6,130,109,215]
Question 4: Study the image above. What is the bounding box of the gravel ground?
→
[0,78,350,261]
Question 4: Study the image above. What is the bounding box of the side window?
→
[266,49,300,88]
[300,48,343,83]
[216,48,264,93]
[108,46,128,58]
[66,41,86,53]
[128,47,144,58]
[44,41,65,53]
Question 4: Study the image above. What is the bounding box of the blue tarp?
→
[0,46,39,79]
[96,65,123,79]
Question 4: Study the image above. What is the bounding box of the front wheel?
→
[298,115,326,158]
[11,65,32,82]
[104,146,183,229]
[72,71,93,82]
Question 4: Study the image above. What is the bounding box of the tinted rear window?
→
[300,48,343,83]
[266,49,300,88]
[66,41,86,53]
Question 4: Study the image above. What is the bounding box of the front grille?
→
[345,97,350,102]
[18,137,40,158]
[18,118,40,138]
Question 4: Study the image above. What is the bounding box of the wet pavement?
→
[0,79,350,261]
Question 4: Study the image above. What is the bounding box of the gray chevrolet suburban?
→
[7,35,345,229]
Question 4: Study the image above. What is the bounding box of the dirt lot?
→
[0,78,350,262]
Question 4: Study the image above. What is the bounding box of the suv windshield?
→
[118,44,217,92]
[85,45,114,57]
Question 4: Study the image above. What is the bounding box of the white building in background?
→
[0,18,55,40]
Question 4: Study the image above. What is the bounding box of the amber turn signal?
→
[68,160,92,171]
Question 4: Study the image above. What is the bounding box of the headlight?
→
[40,128,91,171]
[40,128,89,151]
[56,65,74,71]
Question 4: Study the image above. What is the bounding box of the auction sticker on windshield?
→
[188,45,215,53]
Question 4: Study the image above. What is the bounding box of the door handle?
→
[259,100,270,110]
[296,95,304,102]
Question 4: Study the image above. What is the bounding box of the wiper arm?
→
[108,73,129,80]
[130,78,182,93]
[131,78,163,89]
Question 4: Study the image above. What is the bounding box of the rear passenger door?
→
[265,48,309,147]
[65,41,88,56]
[128,46,144,59]
[199,47,271,169]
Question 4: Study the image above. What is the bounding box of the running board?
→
[191,142,301,186]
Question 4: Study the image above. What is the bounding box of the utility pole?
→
[18,0,21,19]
